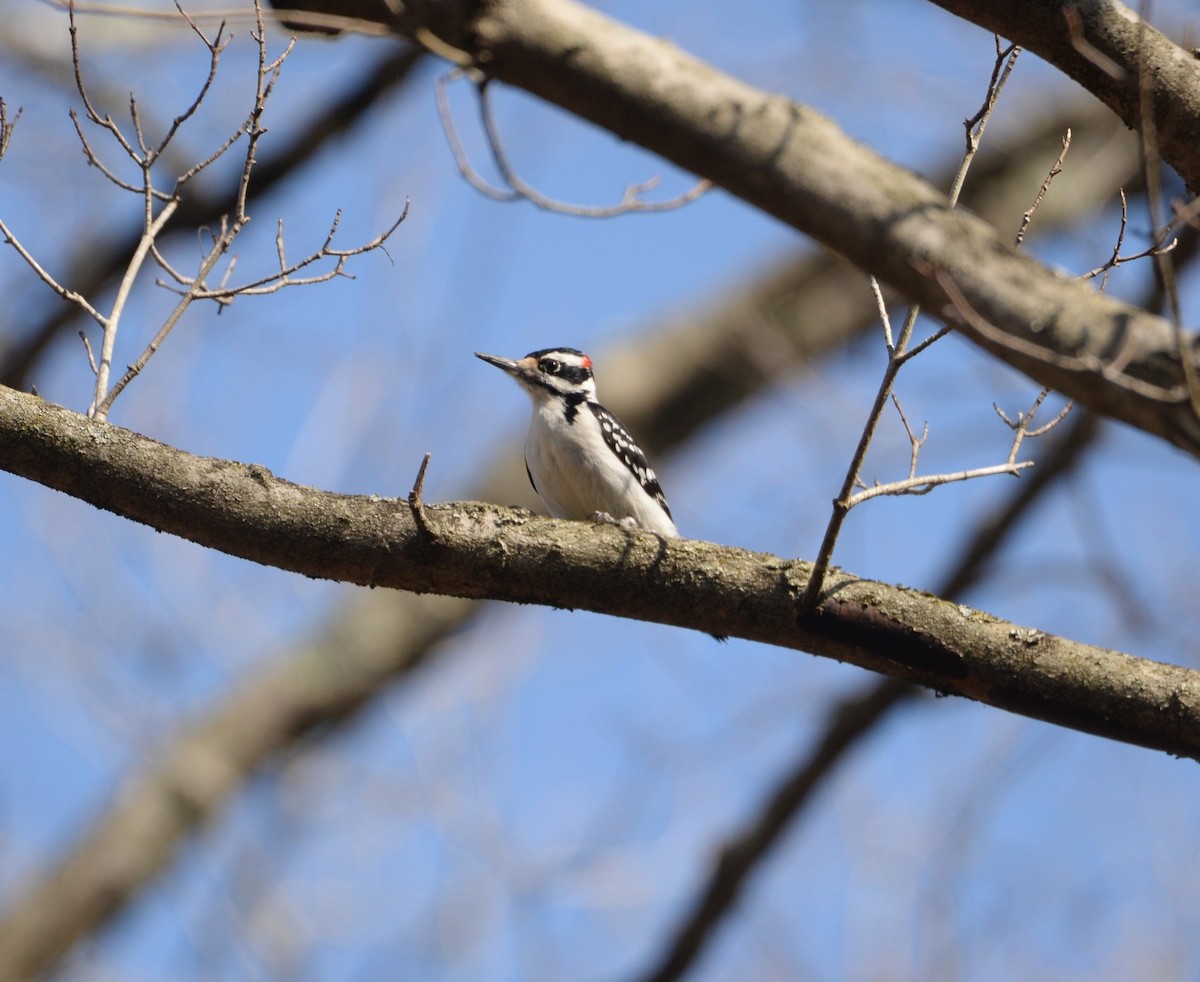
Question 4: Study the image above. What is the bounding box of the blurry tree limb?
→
[0,582,475,982]
[3,386,1200,760]
[637,677,918,982]
[335,0,1200,456]
[0,102,1145,977]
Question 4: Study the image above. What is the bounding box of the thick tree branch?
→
[1,384,1199,761]
[930,0,1200,193]
[353,0,1200,456]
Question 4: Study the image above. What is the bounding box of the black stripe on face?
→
[526,348,593,387]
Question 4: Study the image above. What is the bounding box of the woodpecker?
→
[475,347,679,537]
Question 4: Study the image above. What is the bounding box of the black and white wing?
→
[586,401,673,520]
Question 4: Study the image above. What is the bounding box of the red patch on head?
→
[582,355,592,369]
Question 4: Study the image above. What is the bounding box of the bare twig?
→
[153,203,409,303]
[844,389,1069,508]
[0,45,425,391]
[408,453,435,537]
[950,38,1020,203]
[156,2,230,162]
[0,213,108,326]
[1079,195,1176,285]
[0,0,402,420]
[892,394,927,481]
[896,324,953,366]
[78,331,98,376]
[801,38,1019,609]
[1015,128,1070,246]
[994,388,1074,460]
[92,200,180,416]
[91,5,284,418]
[436,71,711,217]
[436,71,520,202]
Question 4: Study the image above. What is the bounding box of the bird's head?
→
[475,347,598,403]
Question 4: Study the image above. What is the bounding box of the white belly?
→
[524,404,677,537]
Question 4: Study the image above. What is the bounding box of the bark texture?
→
[2,385,1198,766]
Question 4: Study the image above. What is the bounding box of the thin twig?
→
[93,1,404,416]
[801,38,1017,607]
[800,37,1019,610]
[951,38,1021,204]
[891,394,927,480]
[152,2,229,165]
[78,331,98,376]
[436,70,521,201]
[845,388,1069,507]
[408,452,435,537]
[849,462,1032,505]
[0,214,108,326]
[436,71,710,217]
[91,199,180,416]
[1015,128,1071,247]
[155,202,409,302]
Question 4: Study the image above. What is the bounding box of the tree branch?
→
[370,0,1200,457]
[0,99,1150,976]
[0,44,425,389]
[636,406,1104,982]
[0,384,1198,760]
[929,0,1200,193]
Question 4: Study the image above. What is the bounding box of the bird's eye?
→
[541,358,560,374]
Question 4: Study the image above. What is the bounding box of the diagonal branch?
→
[929,0,1200,193]
[388,0,1200,457]
[636,677,917,982]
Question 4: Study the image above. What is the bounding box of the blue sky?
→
[2,1,1200,979]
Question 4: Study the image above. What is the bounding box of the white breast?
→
[524,400,678,537]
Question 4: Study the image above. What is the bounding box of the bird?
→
[474,347,679,537]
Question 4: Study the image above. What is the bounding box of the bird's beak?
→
[476,351,543,387]
[475,351,520,376]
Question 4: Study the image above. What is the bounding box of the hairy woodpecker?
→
[475,347,679,537]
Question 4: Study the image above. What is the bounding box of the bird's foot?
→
[589,511,640,530]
